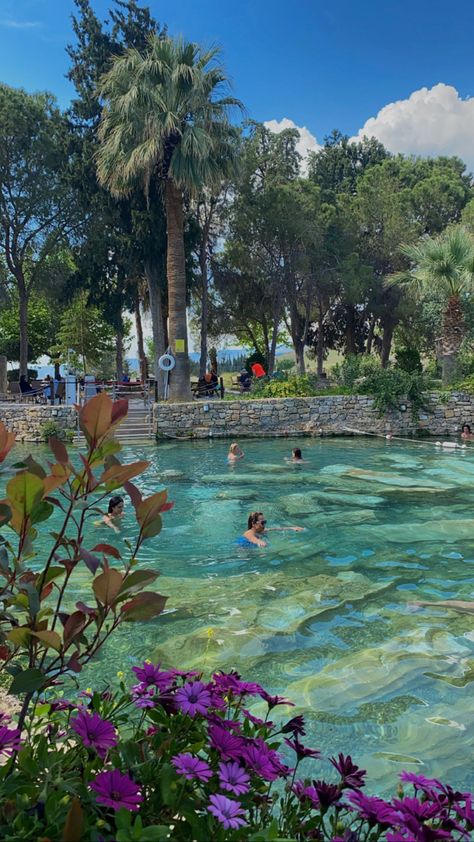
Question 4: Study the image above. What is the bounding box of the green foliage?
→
[51,290,115,375]
[39,421,74,443]
[357,366,428,419]
[454,374,474,394]
[253,375,318,398]
[331,354,381,389]
[394,346,422,374]
[0,295,58,364]
[0,391,171,731]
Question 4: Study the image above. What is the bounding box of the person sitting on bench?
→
[20,375,45,402]
[197,371,218,397]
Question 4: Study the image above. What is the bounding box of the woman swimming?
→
[239,510,304,548]
[103,495,124,533]
[285,447,304,463]
[228,442,244,463]
[461,424,473,440]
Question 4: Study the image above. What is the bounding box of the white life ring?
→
[158,353,176,372]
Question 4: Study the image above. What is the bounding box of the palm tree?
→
[96,36,241,401]
[391,226,474,385]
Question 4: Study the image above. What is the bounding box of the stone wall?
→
[153,392,474,439]
[0,403,77,442]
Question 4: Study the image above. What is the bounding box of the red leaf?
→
[67,652,82,673]
[111,398,129,427]
[121,591,168,621]
[78,392,113,445]
[91,543,121,560]
[63,611,87,646]
[49,437,69,465]
[75,601,97,617]
[124,481,142,509]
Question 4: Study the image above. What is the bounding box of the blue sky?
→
[1,0,474,166]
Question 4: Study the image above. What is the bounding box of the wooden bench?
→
[231,375,251,393]
[191,377,225,399]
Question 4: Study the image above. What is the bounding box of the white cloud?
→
[264,117,321,170]
[351,83,474,172]
[0,19,41,29]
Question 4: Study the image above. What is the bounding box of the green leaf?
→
[121,591,167,622]
[10,667,46,695]
[7,627,31,647]
[30,500,54,525]
[39,566,66,588]
[117,569,159,597]
[31,630,62,652]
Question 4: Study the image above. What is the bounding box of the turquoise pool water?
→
[5,436,474,792]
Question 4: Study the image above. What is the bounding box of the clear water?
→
[5,436,474,792]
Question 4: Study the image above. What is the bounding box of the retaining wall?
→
[153,392,474,439]
[0,404,77,442]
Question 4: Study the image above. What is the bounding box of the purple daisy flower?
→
[219,761,250,795]
[242,709,273,729]
[312,780,342,809]
[330,753,366,789]
[212,670,263,697]
[49,699,75,712]
[348,791,398,827]
[209,724,245,760]
[70,710,118,758]
[171,753,213,782]
[243,741,285,782]
[281,714,306,736]
[131,682,156,709]
[399,771,442,792]
[132,661,174,691]
[175,680,212,717]
[292,780,319,808]
[258,689,295,710]
[90,769,143,812]
[284,735,321,760]
[0,725,22,757]
[208,794,247,830]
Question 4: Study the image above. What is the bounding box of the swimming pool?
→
[5,436,474,792]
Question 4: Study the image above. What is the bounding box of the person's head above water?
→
[108,495,124,516]
[462,424,471,434]
[247,511,266,531]
[229,443,240,454]
[292,448,302,460]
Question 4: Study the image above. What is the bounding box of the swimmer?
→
[103,495,124,533]
[435,441,466,449]
[240,510,304,548]
[285,447,304,463]
[227,442,244,463]
[461,424,474,440]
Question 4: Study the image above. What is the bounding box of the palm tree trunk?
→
[134,292,147,385]
[165,181,190,401]
[144,259,165,399]
[199,239,209,379]
[442,296,465,386]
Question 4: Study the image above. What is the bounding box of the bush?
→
[39,419,62,441]
[275,357,295,373]
[395,346,422,374]
[257,375,319,398]
[356,366,428,419]
[331,354,380,389]
[0,664,471,841]
[7,367,38,383]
